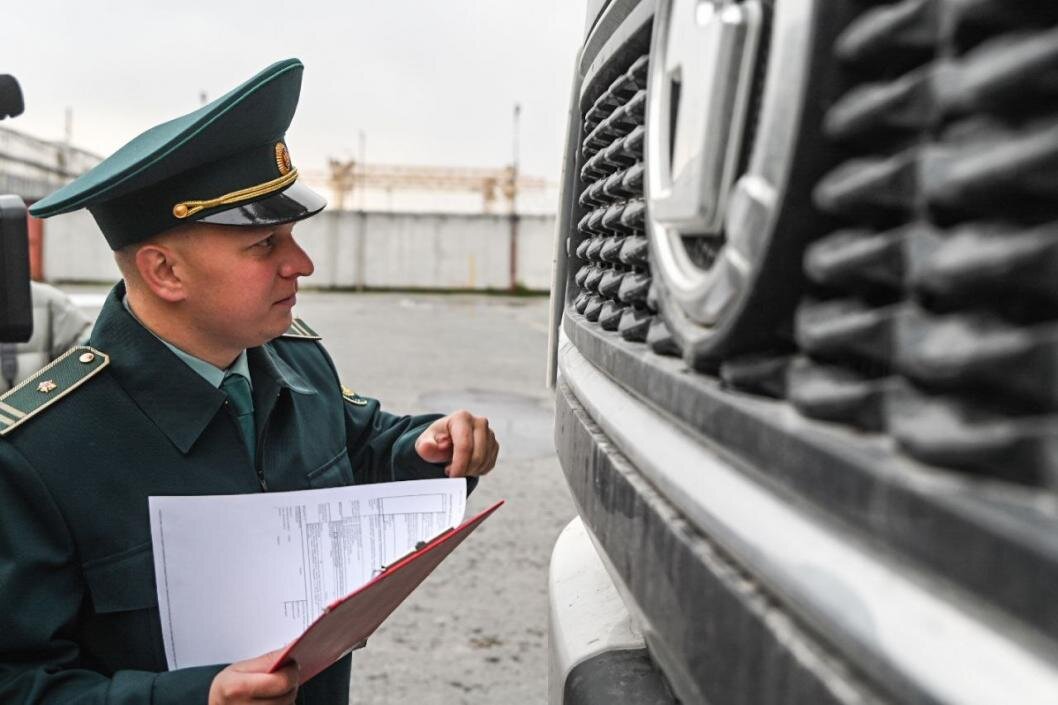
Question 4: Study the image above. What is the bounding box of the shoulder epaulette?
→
[0,346,110,436]
[281,318,321,340]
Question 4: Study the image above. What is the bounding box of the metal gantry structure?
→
[316,159,548,213]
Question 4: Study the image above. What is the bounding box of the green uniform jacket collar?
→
[90,282,315,454]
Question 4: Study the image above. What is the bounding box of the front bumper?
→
[548,517,675,705]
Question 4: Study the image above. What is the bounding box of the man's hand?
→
[209,650,299,705]
[415,410,499,478]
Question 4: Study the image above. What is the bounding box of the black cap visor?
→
[198,181,326,227]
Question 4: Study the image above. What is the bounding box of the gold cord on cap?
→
[172,168,298,219]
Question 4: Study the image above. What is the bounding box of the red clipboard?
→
[269,499,504,682]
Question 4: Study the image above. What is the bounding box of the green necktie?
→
[221,373,256,463]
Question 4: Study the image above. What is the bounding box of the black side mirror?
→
[0,75,24,120]
[0,195,32,342]
[0,75,31,342]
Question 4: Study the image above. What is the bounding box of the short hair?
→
[112,224,194,285]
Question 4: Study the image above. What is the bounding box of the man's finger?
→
[484,430,499,474]
[248,668,299,699]
[468,417,489,475]
[229,649,287,674]
[416,419,454,464]
[254,681,299,705]
[446,411,474,477]
[476,431,498,476]
[421,433,450,456]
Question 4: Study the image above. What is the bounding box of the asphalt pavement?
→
[295,291,575,705]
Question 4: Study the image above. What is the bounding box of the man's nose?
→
[279,238,315,279]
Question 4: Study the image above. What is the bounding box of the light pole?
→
[357,129,366,210]
[509,103,521,292]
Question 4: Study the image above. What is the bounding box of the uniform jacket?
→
[0,280,93,392]
[0,283,453,704]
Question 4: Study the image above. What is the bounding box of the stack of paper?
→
[149,478,498,677]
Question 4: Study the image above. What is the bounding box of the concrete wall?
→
[41,210,556,291]
[42,209,121,283]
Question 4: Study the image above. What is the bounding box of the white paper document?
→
[149,478,467,670]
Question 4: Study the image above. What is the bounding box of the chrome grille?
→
[570,53,676,352]
[794,1,1058,487]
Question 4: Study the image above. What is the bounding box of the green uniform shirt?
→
[0,282,458,704]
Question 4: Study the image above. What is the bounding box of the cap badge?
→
[276,142,293,176]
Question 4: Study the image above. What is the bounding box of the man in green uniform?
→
[0,58,499,705]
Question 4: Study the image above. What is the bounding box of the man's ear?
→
[134,243,187,303]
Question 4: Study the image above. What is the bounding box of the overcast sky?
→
[8,1,586,183]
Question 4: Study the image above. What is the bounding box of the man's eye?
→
[255,235,276,249]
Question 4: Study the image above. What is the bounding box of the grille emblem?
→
[646,0,762,330]
[648,0,759,234]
